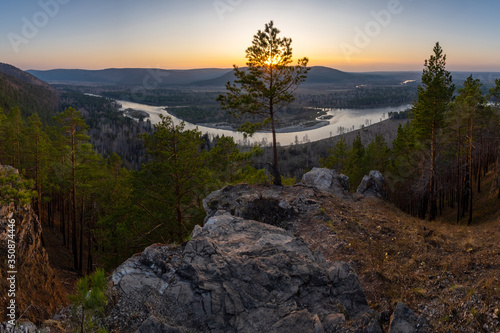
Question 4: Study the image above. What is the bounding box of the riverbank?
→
[197,119,330,133]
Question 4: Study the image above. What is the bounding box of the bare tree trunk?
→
[72,132,79,272]
[270,106,281,186]
[456,129,461,223]
[468,118,474,226]
[61,196,66,246]
[79,197,84,274]
[429,118,437,221]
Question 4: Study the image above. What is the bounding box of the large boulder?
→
[301,168,350,198]
[106,212,382,332]
[356,170,386,198]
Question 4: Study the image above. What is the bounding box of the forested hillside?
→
[0,71,265,278]
[0,63,58,122]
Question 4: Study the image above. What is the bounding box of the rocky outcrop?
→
[388,302,430,333]
[356,170,386,198]
[107,211,382,332]
[301,168,350,198]
[106,182,431,332]
[203,184,298,229]
[0,166,67,326]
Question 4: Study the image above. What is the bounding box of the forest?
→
[1,42,500,277]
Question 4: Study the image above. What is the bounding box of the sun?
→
[264,54,281,67]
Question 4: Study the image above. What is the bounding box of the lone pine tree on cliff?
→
[217,20,309,185]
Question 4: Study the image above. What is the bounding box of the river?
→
[116,99,411,146]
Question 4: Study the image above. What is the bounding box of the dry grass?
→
[297,173,500,332]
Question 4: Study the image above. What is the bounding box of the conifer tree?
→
[217,20,309,185]
[319,137,348,173]
[452,76,489,224]
[411,42,454,220]
[137,116,209,241]
[3,107,26,167]
[345,132,366,189]
[54,107,90,272]
[24,113,52,224]
[364,134,390,173]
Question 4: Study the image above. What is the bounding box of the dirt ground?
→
[296,181,500,332]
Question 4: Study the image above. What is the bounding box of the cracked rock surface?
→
[107,206,381,332]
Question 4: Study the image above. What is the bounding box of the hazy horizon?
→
[1,0,499,72]
[23,66,500,74]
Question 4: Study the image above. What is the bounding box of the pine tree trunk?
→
[468,118,474,226]
[270,106,281,186]
[61,196,66,246]
[429,118,437,221]
[79,197,84,273]
[72,132,79,272]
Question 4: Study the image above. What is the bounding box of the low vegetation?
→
[302,173,500,331]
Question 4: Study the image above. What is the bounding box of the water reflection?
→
[116,99,410,146]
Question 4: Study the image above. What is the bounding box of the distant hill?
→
[27,68,232,87]
[28,66,418,88]
[0,63,59,120]
[188,66,380,87]
[27,66,500,91]
[0,63,57,93]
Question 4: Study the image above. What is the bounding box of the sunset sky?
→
[0,0,499,72]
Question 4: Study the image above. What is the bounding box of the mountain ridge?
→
[0,63,59,119]
[27,66,426,87]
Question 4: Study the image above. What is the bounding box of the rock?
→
[106,213,382,332]
[0,166,67,326]
[0,321,39,333]
[389,302,431,333]
[135,316,182,333]
[301,168,350,197]
[203,184,306,231]
[356,170,386,198]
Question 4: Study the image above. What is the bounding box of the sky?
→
[0,0,499,72]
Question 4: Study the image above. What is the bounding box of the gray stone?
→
[135,316,182,333]
[301,168,350,197]
[0,321,38,333]
[106,214,380,332]
[356,170,387,198]
[389,302,430,333]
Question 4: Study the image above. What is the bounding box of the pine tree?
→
[137,115,210,242]
[69,269,108,333]
[54,107,90,272]
[217,20,309,185]
[319,137,348,173]
[24,113,52,225]
[345,132,366,190]
[364,134,390,173]
[411,42,455,220]
[2,107,26,168]
[452,76,489,224]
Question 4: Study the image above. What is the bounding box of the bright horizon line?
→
[23,65,500,74]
